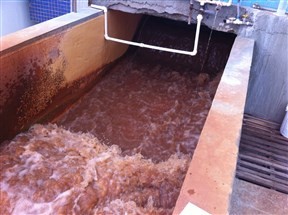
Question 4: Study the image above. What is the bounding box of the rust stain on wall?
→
[0,11,142,143]
[17,59,66,126]
[0,34,66,142]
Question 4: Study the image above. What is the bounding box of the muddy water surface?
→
[55,16,235,162]
[56,55,219,162]
[0,16,235,214]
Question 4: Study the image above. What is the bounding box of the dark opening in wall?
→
[131,15,236,78]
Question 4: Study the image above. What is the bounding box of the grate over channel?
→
[236,114,288,194]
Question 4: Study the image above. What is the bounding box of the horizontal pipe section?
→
[90,4,203,56]
[196,0,232,7]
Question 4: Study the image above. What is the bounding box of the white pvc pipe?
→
[196,0,232,7]
[276,0,288,16]
[91,4,203,56]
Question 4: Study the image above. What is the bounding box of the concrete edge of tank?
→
[0,8,102,55]
[173,36,255,215]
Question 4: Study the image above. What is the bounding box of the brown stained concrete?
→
[173,37,254,215]
[0,8,142,143]
[61,10,142,83]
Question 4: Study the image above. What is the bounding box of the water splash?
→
[0,124,190,214]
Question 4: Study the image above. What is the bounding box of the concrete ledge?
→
[173,36,254,215]
[0,8,102,55]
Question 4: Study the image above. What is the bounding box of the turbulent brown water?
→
[0,125,189,214]
[0,16,235,214]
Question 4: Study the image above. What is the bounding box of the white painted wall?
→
[0,0,35,37]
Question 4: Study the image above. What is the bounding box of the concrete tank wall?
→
[173,36,254,215]
[239,12,288,123]
[0,3,255,214]
[0,8,142,143]
[92,0,288,123]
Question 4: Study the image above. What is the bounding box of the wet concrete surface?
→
[55,55,214,162]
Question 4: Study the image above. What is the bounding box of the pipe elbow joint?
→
[197,14,203,21]
[220,0,232,7]
[190,51,197,56]
[103,8,108,13]
[91,4,107,13]
[104,34,110,40]
[100,6,107,13]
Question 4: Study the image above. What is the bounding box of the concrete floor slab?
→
[230,178,288,215]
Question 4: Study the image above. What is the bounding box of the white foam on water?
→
[1,125,190,214]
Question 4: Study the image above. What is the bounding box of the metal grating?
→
[236,114,288,194]
[29,0,71,23]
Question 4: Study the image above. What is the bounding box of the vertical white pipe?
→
[276,0,288,16]
[280,104,288,138]
[237,0,241,19]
